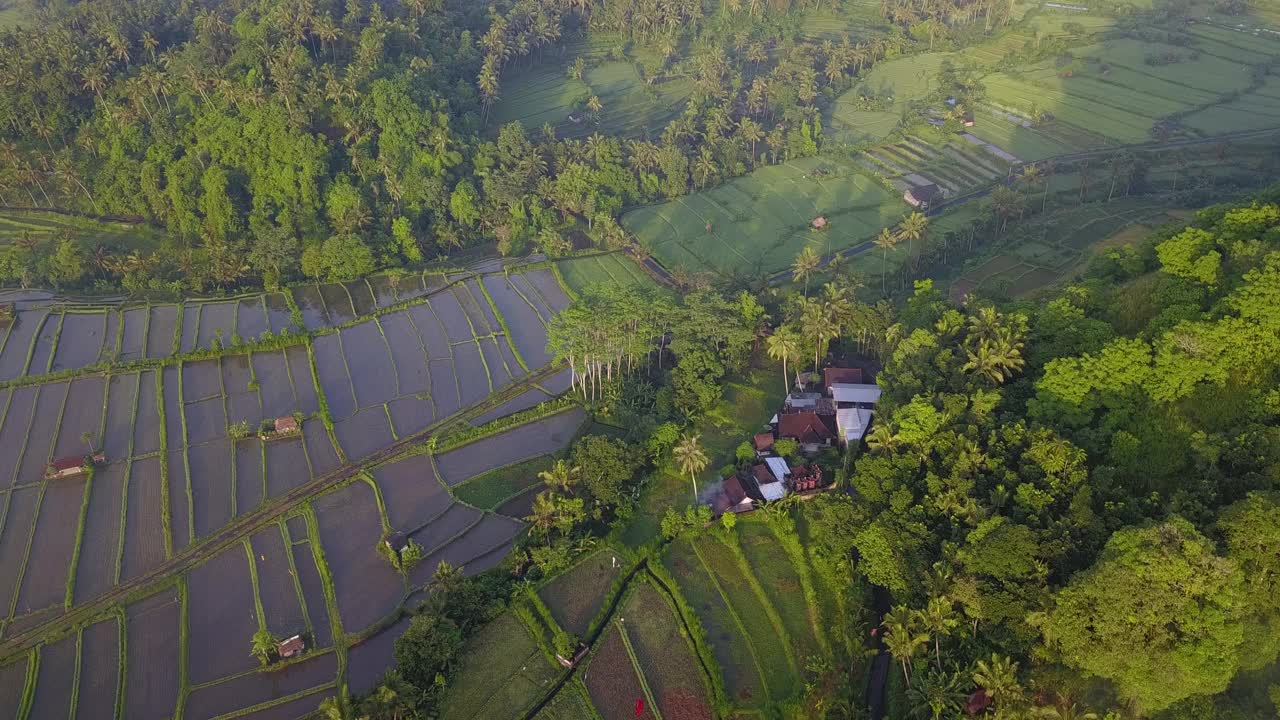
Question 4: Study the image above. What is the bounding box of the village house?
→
[751,463,787,502]
[260,415,301,441]
[811,216,828,230]
[710,475,755,515]
[752,432,775,456]
[904,183,943,209]
[276,635,306,659]
[383,531,409,554]
[44,452,105,481]
[777,411,836,454]
[825,367,882,444]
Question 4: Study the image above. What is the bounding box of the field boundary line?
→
[617,620,664,720]
[716,532,802,684]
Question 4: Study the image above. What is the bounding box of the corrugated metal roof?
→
[759,480,786,502]
[837,408,874,441]
[765,456,791,481]
[831,383,882,404]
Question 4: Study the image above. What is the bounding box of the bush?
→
[228,420,252,439]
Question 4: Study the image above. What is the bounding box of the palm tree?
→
[898,212,929,257]
[873,227,899,295]
[766,324,801,394]
[317,696,344,720]
[972,654,1023,712]
[538,460,581,495]
[586,94,603,115]
[673,434,708,501]
[738,117,764,161]
[882,606,930,687]
[792,245,821,297]
[527,491,561,543]
[250,628,275,666]
[906,667,967,720]
[866,425,899,453]
[1031,704,1098,720]
[915,596,958,669]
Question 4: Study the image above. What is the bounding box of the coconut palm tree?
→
[898,212,929,257]
[766,324,801,395]
[873,227,899,296]
[538,460,581,495]
[906,667,967,720]
[882,605,930,687]
[673,434,708,501]
[915,596,959,669]
[792,245,821,297]
[527,491,561,543]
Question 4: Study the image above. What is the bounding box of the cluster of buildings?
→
[709,366,882,515]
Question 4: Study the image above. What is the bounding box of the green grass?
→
[661,539,767,708]
[0,210,166,254]
[692,536,801,701]
[619,364,786,547]
[532,678,601,720]
[538,549,623,636]
[438,612,561,720]
[627,155,899,278]
[450,453,555,509]
[735,520,823,664]
[557,253,659,295]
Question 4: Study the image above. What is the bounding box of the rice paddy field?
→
[0,261,591,719]
[626,155,900,277]
[0,209,166,253]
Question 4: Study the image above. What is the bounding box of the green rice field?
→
[625,155,899,277]
[557,253,659,294]
[439,612,560,720]
[0,210,165,252]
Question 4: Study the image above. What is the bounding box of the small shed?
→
[711,476,754,515]
[262,415,302,440]
[811,216,828,229]
[962,110,975,127]
[751,464,787,502]
[778,412,836,452]
[44,452,105,481]
[753,432,775,454]
[383,531,408,554]
[765,456,791,483]
[904,183,942,208]
[823,367,864,395]
[836,407,874,444]
[276,635,306,659]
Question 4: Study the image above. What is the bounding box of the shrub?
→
[228,420,252,439]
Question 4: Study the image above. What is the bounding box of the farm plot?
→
[406,503,482,557]
[15,381,66,486]
[75,616,121,720]
[252,350,299,419]
[311,334,356,420]
[302,420,342,477]
[72,462,126,605]
[0,308,47,380]
[292,285,328,331]
[52,376,105,457]
[26,311,59,375]
[380,312,433,397]
[487,64,589,135]
[406,302,453,361]
[0,387,36,487]
[534,679,599,720]
[265,438,311,499]
[50,311,108,372]
[452,342,492,406]
[237,296,271,343]
[187,541,261,684]
[454,455,554,512]
[662,539,766,707]
[101,373,139,460]
[438,612,560,720]
[469,387,553,427]
[371,455,453,532]
[347,279,378,317]
[119,456,169,581]
[620,580,714,720]
[480,276,552,369]
[250,524,309,640]
[196,301,237,350]
[224,357,263,432]
[124,587,181,720]
[627,156,899,277]
[346,616,409,696]
[736,522,822,664]
[236,439,265,515]
[693,536,799,700]
[29,632,77,720]
[184,651,337,720]
[583,626,657,720]
[1182,76,1280,135]
[265,293,294,334]
[580,61,693,140]
[182,357,224,402]
[539,549,623,636]
[388,396,436,439]
[13,475,87,616]
[334,407,397,462]
[318,282,356,326]
[340,321,399,409]
[132,370,162,457]
[312,481,404,634]
[144,304,178,359]
[434,407,586,486]
[285,346,321,416]
[189,440,235,539]
[287,537,334,650]
[556,253,656,295]
[408,514,523,589]
[118,308,148,361]
[516,268,572,314]
[0,653,29,718]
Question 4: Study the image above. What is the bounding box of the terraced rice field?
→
[0,209,165,252]
[627,155,899,276]
[539,548,623,636]
[860,135,1010,197]
[0,261,584,720]
[438,612,560,720]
